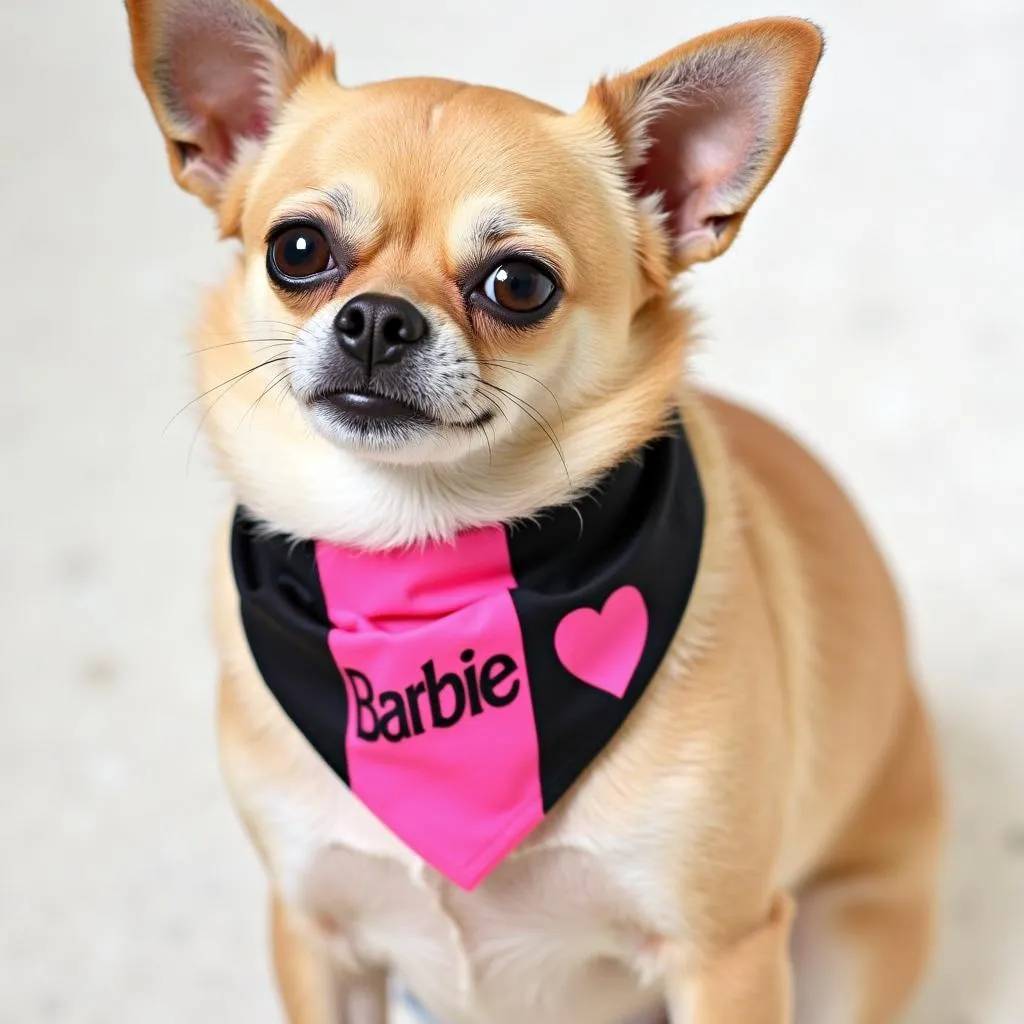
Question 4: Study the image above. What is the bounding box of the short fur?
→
[126,2,944,1021]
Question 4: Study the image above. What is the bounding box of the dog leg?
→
[791,882,934,1024]
[791,689,943,1024]
[272,893,389,1024]
[664,893,795,1024]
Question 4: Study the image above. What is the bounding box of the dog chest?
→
[274,781,670,1024]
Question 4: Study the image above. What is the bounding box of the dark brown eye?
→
[268,225,333,283]
[482,260,557,315]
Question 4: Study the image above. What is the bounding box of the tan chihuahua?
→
[126,1,943,1022]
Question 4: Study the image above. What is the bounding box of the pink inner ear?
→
[166,21,276,176]
[630,84,764,246]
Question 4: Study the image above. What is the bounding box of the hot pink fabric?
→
[315,528,543,889]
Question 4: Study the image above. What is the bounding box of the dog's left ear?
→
[586,18,823,276]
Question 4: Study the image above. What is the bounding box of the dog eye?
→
[482,260,557,315]
[268,225,334,284]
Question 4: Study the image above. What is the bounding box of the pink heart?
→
[554,585,649,698]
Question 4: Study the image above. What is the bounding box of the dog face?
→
[228,77,643,463]
[127,0,821,544]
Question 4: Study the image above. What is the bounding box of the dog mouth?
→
[322,390,426,425]
[310,388,492,431]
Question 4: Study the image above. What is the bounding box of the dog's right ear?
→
[125,0,332,210]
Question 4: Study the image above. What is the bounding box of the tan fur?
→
[127,3,944,1021]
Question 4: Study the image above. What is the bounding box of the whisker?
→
[169,355,292,425]
[239,368,294,430]
[191,319,303,340]
[477,389,512,432]
[474,415,493,466]
[186,319,313,354]
[472,376,570,485]
[473,377,556,443]
[476,359,564,427]
[188,338,295,355]
[173,355,292,471]
[243,319,302,330]
[468,393,504,466]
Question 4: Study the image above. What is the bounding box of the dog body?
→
[127,2,943,1021]
[213,386,941,1024]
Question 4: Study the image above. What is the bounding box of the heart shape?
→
[554,585,649,698]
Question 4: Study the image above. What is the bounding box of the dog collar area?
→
[230,416,704,888]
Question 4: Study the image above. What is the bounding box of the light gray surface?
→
[1,1,1021,1021]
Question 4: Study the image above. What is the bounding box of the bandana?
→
[230,417,704,889]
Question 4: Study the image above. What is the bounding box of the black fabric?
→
[230,412,704,836]
[231,513,351,785]
[504,419,704,808]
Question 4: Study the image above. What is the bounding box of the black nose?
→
[334,293,428,375]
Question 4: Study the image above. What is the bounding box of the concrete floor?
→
[1,0,1022,1021]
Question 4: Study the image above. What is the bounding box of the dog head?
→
[126,0,821,546]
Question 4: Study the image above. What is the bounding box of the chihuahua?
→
[126,1,943,1022]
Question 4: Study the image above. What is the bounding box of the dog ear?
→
[125,0,332,209]
[587,18,823,276]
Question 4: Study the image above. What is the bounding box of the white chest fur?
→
[231,727,689,1024]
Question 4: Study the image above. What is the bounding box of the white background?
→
[0,0,1021,1021]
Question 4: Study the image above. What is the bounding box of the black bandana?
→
[231,417,704,888]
